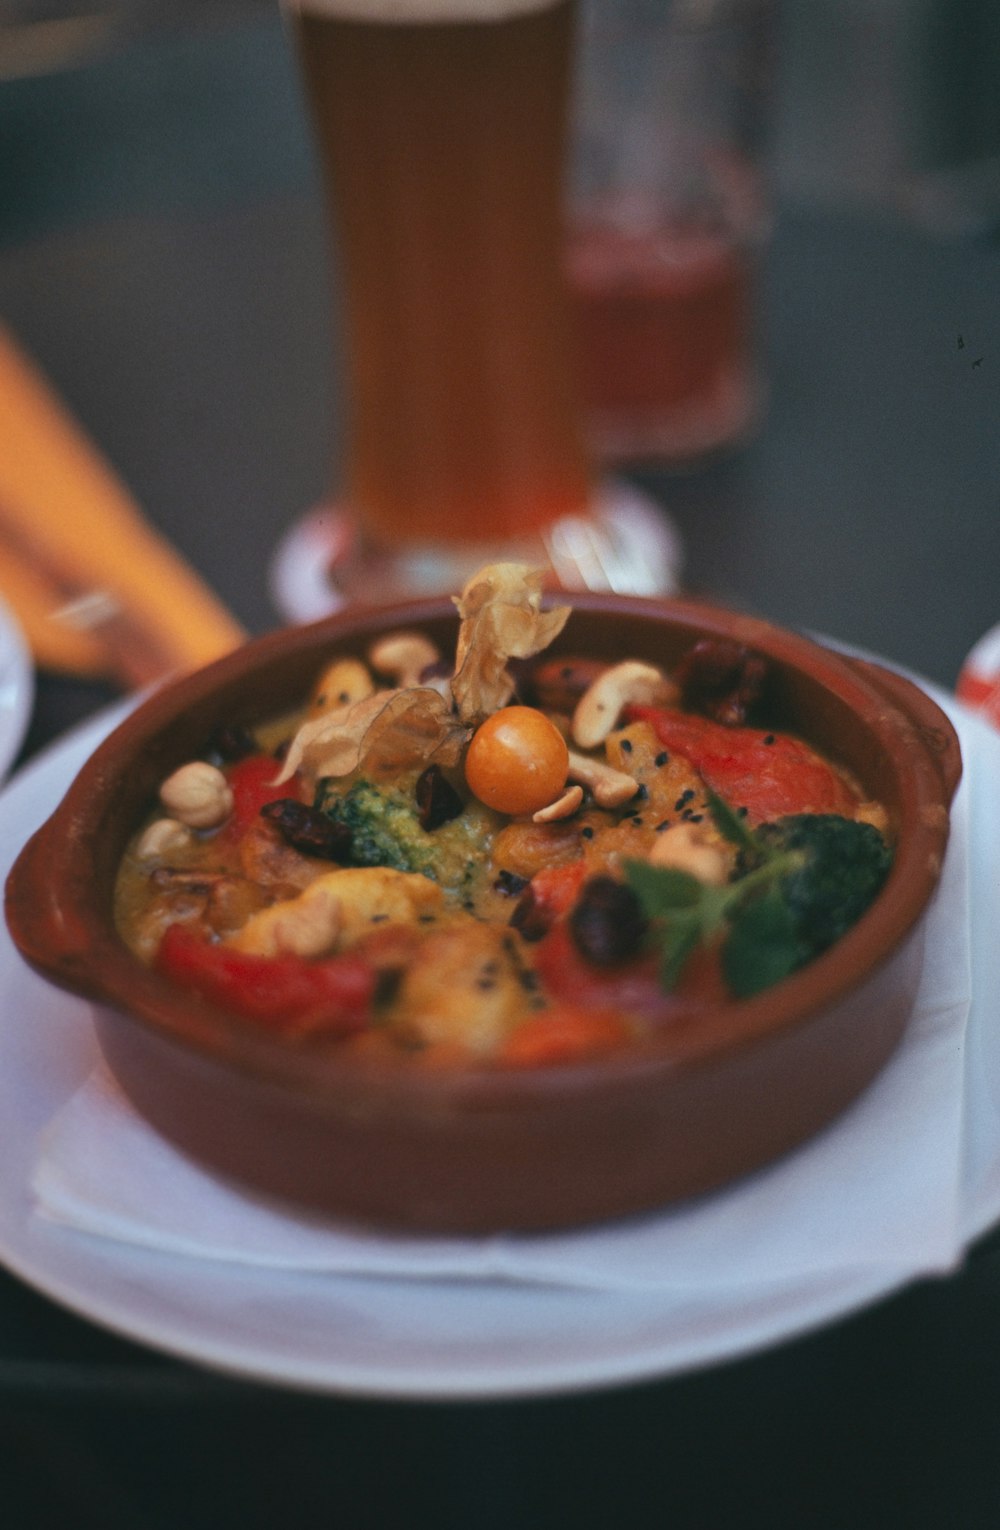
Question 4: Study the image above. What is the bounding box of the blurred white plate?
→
[0,687,998,1400]
[0,594,33,779]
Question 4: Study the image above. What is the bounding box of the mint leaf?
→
[722,890,802,997]
[704,788,759,854]
[624,859,703,914]
[624,861,732,991]
[656,916,703,990]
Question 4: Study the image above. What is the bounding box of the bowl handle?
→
[4,817,108,1000]
[842,657,963,803]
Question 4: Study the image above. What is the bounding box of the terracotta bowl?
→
[5,595,961,1233]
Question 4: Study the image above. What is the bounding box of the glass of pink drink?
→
[568,0,776,467]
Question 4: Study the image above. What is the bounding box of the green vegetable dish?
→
[114,566,894,1068]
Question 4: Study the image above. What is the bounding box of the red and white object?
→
[958,623,1000,729]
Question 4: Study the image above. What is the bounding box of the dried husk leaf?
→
[451,563,571,722]
[278,564,571,786]
[277,687,469,784]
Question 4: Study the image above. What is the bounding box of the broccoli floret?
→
[317,778,439,877]
[738,812,893,965]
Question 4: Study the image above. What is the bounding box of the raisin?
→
[509,886,551,943]
[415,765,463,830]
[569,877,647,967]
[676,639,768,727]
[260,799,353,860]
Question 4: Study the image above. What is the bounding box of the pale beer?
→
[290,0,590,550]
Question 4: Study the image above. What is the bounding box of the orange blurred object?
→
[0,323,246,685]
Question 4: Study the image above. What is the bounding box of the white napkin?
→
[32,713,976,1294]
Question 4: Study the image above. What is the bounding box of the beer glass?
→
[275,0,680,612]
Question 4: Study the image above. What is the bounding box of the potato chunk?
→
[391,922,531,1056]
[229,867,444,959]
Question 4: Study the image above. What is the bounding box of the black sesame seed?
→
[655,752,669,767]
[619,738,633,753]
[655,820,670,832]
[635,783,649,801]
[688,813,704,823]
[764,734,775,745]
[581,826,594,840]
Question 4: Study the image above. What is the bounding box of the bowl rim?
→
[5,591,960,1110]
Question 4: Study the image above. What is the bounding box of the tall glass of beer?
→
[279,0,680,604]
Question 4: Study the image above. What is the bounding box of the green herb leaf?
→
[624,859,703,913]
[722,890,802,997]
[645,914,696,989]
[704,788,759,854]
[624,861,732,990]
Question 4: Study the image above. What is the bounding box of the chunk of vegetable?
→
[155,923,375,1036]
[627,706,858,822]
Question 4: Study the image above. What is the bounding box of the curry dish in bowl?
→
[5,567,961,1231]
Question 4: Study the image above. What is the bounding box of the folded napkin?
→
[31,708,976,1295]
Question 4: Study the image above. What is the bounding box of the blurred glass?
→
[567,0,777,467]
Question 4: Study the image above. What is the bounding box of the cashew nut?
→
[532,783,584,824]
[159,762,234,830]
[572,661,678,750]
[566,749,638,809]
[648,822,731,885]
[368,631,442,689]
[309,657,375,717]
[134,817,195,861]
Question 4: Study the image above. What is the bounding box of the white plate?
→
[0,594,32,780]
[1,690,999,1401]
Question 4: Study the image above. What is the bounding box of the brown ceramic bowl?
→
[5,594,961,1232]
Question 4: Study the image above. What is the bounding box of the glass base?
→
[269,479,683,623]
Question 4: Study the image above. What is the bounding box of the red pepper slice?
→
[223,754,306,837]
[510,859,589,939]
[156,922,375,1037]
[498,1005,631,1068]
[533,921,666,1016]
[627,706,857,823]
[533,921,732,1018]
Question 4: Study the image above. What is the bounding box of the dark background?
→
[2,3,1000,1526]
